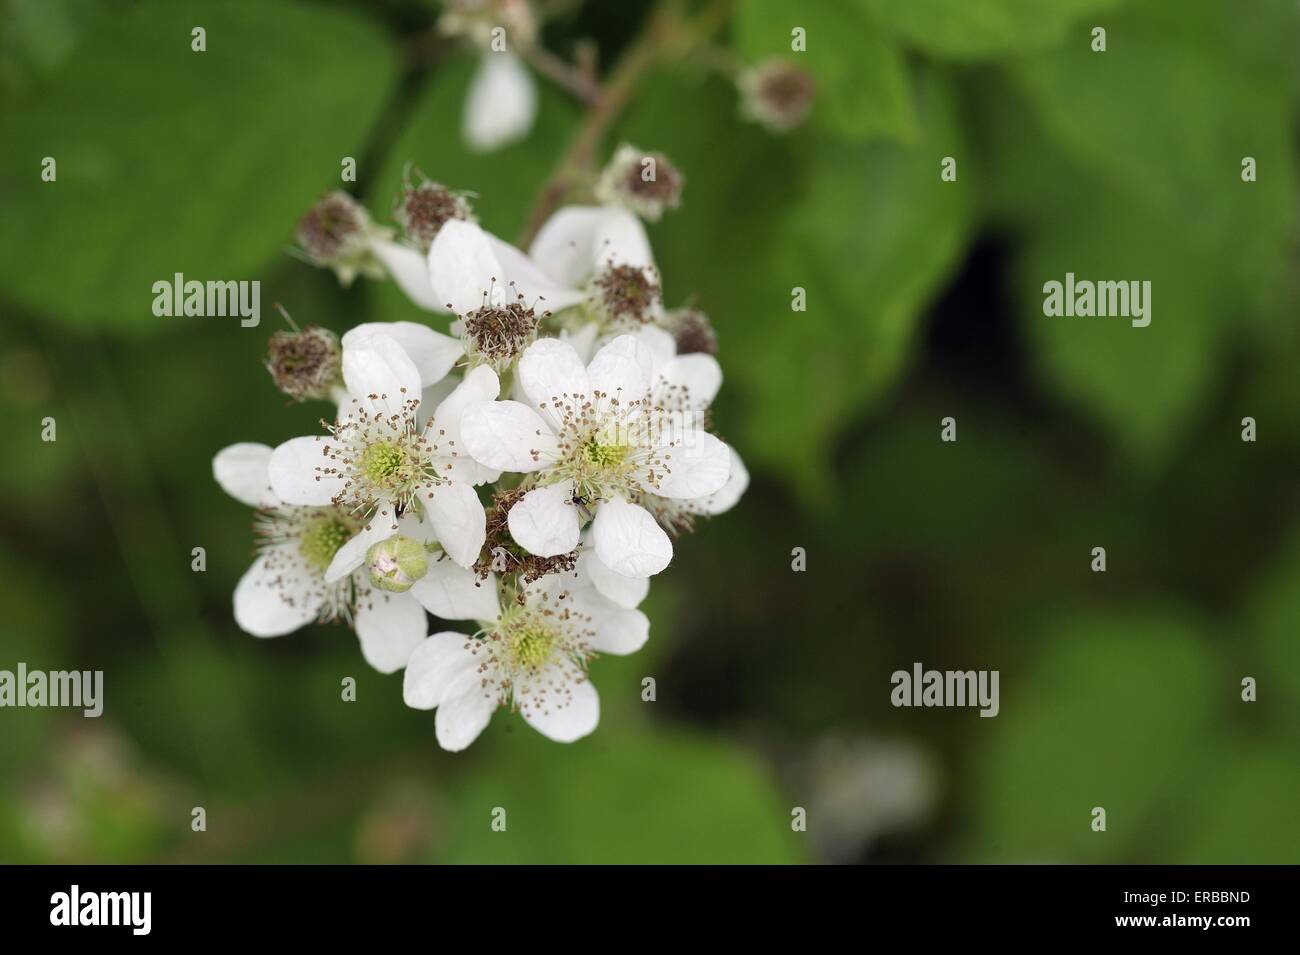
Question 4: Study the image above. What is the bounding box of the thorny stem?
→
[516,0,736,248]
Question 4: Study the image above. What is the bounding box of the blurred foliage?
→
[0,0,1297,863]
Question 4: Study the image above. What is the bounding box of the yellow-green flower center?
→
[509,624,556,671]
[582,438,628,470]
[299,515,353,571]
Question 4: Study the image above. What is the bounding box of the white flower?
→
[464,50,537,152]
[266,332,497,581]
[439,1,540,152]
[212,443,428,673]
[403,560,648,750]
[424,218,584,370]
[458,334,732,578]
[529,204,666,333]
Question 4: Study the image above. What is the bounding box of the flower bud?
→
[663,306,717,356]
[265,325,342,402]
[738,59,815,133]
[594,144,684,222]
[295,191,387,286]
[394,175,472,253]
[366,535,429,593]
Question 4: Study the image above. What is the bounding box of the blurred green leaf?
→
[0,0,397,329]
[1249,530,1300,730]
[734,0,915,143]
[865,0,1129,60]
[974,609,1216,861]
[439,726,804,863]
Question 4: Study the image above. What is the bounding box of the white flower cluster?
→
[214,146,746,751]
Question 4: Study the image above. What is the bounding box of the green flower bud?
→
[366,534,429,593]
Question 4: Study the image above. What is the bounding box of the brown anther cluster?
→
[265,326,342,402]
[295,192,366,264]
[593,264,660,326]
[742,60,816,132]
[474,488,577,591]
[463,298,539,367]
[395,180,468,252]
[667,307,717,356]
[624,154,683,206]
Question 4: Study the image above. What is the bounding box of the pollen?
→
[582,438,628,470]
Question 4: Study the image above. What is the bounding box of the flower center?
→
[508,623,556,671]
[397,180,467,251]
[361,440,412,487]
[296,192,364,263]
[463,299,538,369]
[591,264,660,328]
[583,437,628,470]
[299,514,354,571]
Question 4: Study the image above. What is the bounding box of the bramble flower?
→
[458,334,731,577]
[427,218,584,369]
[294,191,389,286]
[370,176,475,313]
[403,561,647,750]
[212,443,428,673]
[440,0,539,152]
[594,144,685,222]
[266,332,495,581]
[738,58,816,133]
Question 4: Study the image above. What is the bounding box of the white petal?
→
[343,321,463,390]
[213,443,279,508]
[460,400,557,472]
[341,333,423,415]
[561,322,601,363]
[578,549,649,609]
[233,548,322,637]
[424,481,486,568]
[410,559,500,621]
[633,324,678,374]
[587,334,653,398]
[428,218,505,316]
[520,667,599,743]
[324,511,400,583]
[508,481,580,557]
[404,631,479,709]
[591,496,672,577]
[354,591,427,674]
[655,353,722,410]
[529,205,653,286]
[435,668,498,751]
[590,607,649,655]
[431,365,500,434]
[650,429,731,499]
[697,445,749,515]
[485,233,584,311]
[463,50,537,153]
[268,435,341,506]
[370,238,446,312]
[517,337,590,422]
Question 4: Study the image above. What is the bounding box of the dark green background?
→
[0,0,1297,863]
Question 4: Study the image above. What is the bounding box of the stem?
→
[515,0,735,248]
[521,43,601,105]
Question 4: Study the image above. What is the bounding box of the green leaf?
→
[1005,0,1297,321]
[973,609,1216,862]
[989,0,1299,461]
[0,0,398,329]
[438,726,805,863]
[865,0,1129,60]
[1249,530,1300,730]
[734,0,915,143]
